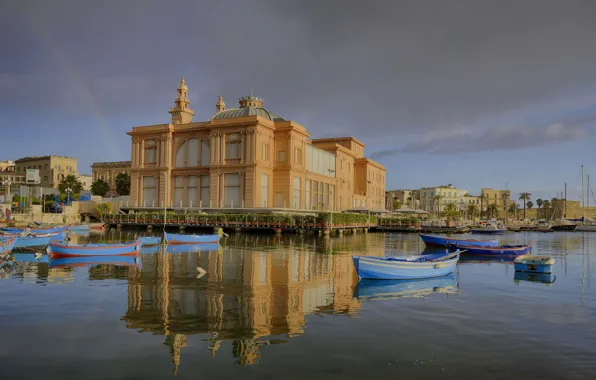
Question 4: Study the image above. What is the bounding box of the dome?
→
[211,106,285,121]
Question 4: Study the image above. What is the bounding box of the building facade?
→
[419,184,472,214]
[0,161,25,201]
[385,189,420,210]
[14,156,78,188]
[78,175,93,191]
[91,161,132,195]
[480,188,512,217]
[127,79,385,210]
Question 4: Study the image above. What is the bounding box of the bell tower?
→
[169,78,195,124]
[216,96,226,113]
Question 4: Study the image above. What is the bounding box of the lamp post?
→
[1,178,11,205]
[65,187,73,205]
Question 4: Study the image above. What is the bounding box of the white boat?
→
[536,220,554,233]
[576,220,596,232]
[514,255,555,274]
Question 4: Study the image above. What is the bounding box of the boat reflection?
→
[49,255,141,269]
[354,272,459,301]
[458,255,515,264]
[513,271,556,284]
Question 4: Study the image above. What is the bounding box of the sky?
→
[1,0,596,202]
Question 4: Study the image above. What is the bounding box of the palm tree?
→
[519,192,532,220]
[508,203,519,220]
[441,202,459,223]
[58,174,83,199]
[91,179,109,197]
[115,172,131,196]
[526,201,534,218]
[542,199,551,220]
[487,204,499,218]
[536,199,544,219]
[467,204,479,220]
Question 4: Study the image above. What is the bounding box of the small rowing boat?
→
[14,231,66,248]
[513,255,554,274]
[352,250,461,280]
[47,240,141,258]
[164,232,220,245]
[448,243,531,256]
[2,226,67,235]
[419,234,499,248]
[138,236,162,246]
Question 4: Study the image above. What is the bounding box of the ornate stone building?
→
[91,161,132,195]
[128,79,386,210]
[14,155,77,188]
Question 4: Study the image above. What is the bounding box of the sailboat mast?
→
[588,174,591,218]
[564,182,567,218]
[582,165,585,219]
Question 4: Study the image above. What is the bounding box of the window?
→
[225,134,241,160]
[175,138,200,167]
[277,151,286,162]
[323,183,329,209]
[174,176,184,206]
[312,181,318,208]
[201,139,210,165]
[142,176,157,205]
[294,148,301,164]
[144,139,157,164]
[262,143,269,160]
[187,176,197,206]
[224,173,241,207]
[293,177,301,209]
[200,175,210,206]
[329,184,335,210]
[318,182,323,206]
[305,179,311,209]
[260,174,269,207]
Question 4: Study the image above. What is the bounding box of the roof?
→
[15,155,76,162]
[91,161,132,167]
[212,106,285,121]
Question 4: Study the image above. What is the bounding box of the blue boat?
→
[448,243,531,256]
[513,255,554,274]
[47,240,141,258]
[49,255,141,269]
[67,225,90,232]
[165,243,221,254]
[139,236,162,246]
[0,237,16,254]
[420,234,499,248]
[354,272,459,300]
[164,232,220,245]
[2,226,67,235]
[514,271,556,284]
[14,232,66,248]
[352,251,461,280]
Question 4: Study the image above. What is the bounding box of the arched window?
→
[175,137,210,168]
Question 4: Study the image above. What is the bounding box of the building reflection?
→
[123,233,384,371]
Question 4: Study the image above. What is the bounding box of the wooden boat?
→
[47,240,141,258]
[448,243,531,256]
[353,272,458,301]
[551,219,577,231]
[352,251,461,280]
[419,234,499,248]
[513,255,554,274]
[164,232,220,245]
[2,226,67,235]
[513,271,556,284]
[0,237,16,254]
[49,255,141,269]
[138,236,162,246]
[14,231,66,248]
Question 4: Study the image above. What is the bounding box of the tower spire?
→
[216,96,226,113]
[169,78,195,124]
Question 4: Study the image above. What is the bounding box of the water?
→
[1,231,595,379]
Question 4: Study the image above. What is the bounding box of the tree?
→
[526,201,534,216]
[58,174,83,200]
[115,172,131,196]
[519,192,532,220]
[508,203,519,219]
[467,204,479,220]
[536,199,544,218]
[441,202,459,222]
[487,204,499,218]
[542,200,551,220]
[91,179,109,197]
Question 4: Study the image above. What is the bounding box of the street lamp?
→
[65,187,73,205]
[1,179,11,205]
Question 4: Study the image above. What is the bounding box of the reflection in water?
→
[513,271,556,285]
[354,272,459,301]
[122,234,381,371]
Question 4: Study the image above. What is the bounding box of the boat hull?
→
[352,252,459,280]
[449,243,531,256]
[513,255,554,273]
[471,229,507,235]
[514,271,556,284]
[354,273,459,300]
[2,226,67,235]
[48,240,141,258]
[14,232,66,248]
[576,225,596,232]
[551,225,577,231]
[165,232,220,244]
[419,234,499,248]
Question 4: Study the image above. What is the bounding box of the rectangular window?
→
[200,175,210,206]
[187,176,197,206]
[142,176,157,206]
[305,179,311,210]
[318,182,323,206]
[226,141,241,160]
[262,143,269,161]
[201,139,210,165]
[260,174,269,207]
[329,184,335,210]
[293,177,301,209]
[323,183,329,209]
[174,176,184,206]
[294,148,301,164]
[224,173,241,207]
[277,151,286,162]
[312,181,318,208]
[144,139,157,164]
[188,138,199,166]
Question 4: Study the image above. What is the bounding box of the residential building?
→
[78,175,93,191]
[14,156,78,188]
[91,161,132,195]
[0,160,14,172]
[0,162,25,201]
[127,79,385,210]
[419,184,470,214]
[480,188,512,218]
[385,189,420,210]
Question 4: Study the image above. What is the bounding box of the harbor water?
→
[1,231,595,379]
